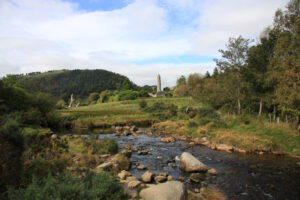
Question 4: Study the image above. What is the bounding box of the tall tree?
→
[268,0,300,127]
[243,28,278,116]
[215,36,251,114]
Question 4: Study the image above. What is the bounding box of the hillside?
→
[17,69,135,100]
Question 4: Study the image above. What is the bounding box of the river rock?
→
[215,144,234,152]
[138,150,151,155]
[179,152,209,172]
[189,173,206,183]
[207,168,218,175]
[167,175,173,181]
[137,164,147,170]
[160,137,175,143]
[142,171,155,183]
[155,175,167,183]
[178,176,185,182]
[126,176,138,182]
[124,144,139,151]
[96,162,112,171]
[51,134,58,139]
[123,130,131,136]
[118,170,131,180]
[99,154,110,159]
[127,180,141,189]
[130,126,138,132]
[140,181,186,200]
[119,149,132,158]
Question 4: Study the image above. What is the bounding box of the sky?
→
[0,0,290,87]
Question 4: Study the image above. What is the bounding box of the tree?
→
[267,0,300,127]
[176,75,187,86]
[212,67,219,78]
[174,85,189,97]
[88,92,100,104]
[204,71,211,78]
[243,28,278,116]
[214,36,251,114]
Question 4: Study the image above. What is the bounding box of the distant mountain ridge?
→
[17,69,136,100]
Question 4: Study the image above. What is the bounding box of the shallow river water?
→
[64,129,300,200]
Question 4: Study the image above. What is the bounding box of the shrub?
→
[56,100,66,109]
[138,90,149,97]
[0,119,24,192]
[6,172,127,200]
[139,99,147,109]
[84,138,118,154]
[117,90,139,101]
[22,158,67,183]
[197,106,220,119]
[195,106,227,128]
[88,93,100,104]
[146,102,178,120]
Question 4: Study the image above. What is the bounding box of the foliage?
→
[88,93,100,104]
[174,85,189,97]
[15,69,134,100]
[84,138,118,154]
[56,99,66,109]
[176,75,187,86]
[139,99,147,109]
[0,118,24,192]
[117,90,139,101]
[6,172,127,200]
[145,101,178,120]
[195,107,227,129]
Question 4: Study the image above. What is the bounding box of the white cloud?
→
[0,0,290,86]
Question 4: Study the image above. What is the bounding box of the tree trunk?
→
[273,106,276,121]
[258,98,263,117]
[269,113,272,122]
[237,98,241,115]
[276,117,280,124]
[297,115,300,132]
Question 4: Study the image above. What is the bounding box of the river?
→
[64,128,300,200]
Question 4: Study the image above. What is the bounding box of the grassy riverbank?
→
[60,97,193,128]
[152,116,300,156]
[61,97,300,156]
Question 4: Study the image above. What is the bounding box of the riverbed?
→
[63,128,300,200]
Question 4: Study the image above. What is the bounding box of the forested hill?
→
[15,69,136,100]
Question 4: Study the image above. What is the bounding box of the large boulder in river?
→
[140,181,186,200]
[179,152,209,172]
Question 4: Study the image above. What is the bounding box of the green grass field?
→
[59,97,194,128]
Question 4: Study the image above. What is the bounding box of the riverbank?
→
[60,97,300,157]
[59,97,192,128]
[151,119,300,157]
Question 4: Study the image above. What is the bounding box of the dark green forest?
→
[5,69,137,100]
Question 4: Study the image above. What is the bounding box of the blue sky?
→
[0,0,289,86]
[65,0,133,11]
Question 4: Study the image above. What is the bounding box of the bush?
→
[197,106,220,119]
[139,99,147,109]
[6,172,127,200]
[88,93,100,104]
[84,138,118,154]
[23,158,67,183]
[56,100,66,109]
[117,90,138,101]
[145,102,178,120]
[0,118,24,192]
[195,106,228,128]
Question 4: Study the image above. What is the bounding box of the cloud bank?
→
[0,0,289,86]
